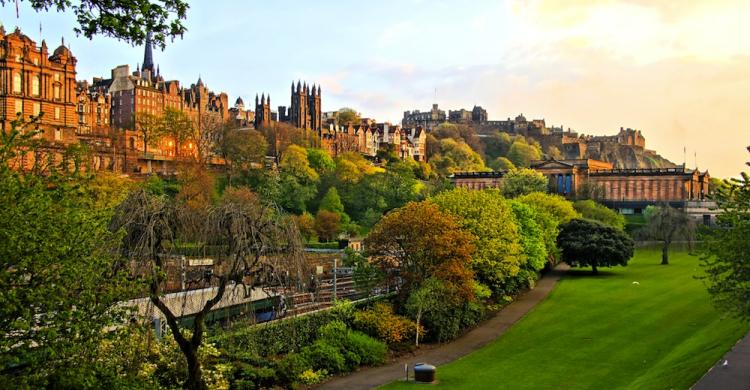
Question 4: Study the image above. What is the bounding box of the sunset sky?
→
[2,0,748,177]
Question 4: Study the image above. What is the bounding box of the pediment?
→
[530,160,574,169]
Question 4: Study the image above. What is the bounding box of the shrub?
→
[318,320,387,369]
[299,369,328,385]
[302,340,346,374]
[274,353,310,387]
[353,303,420,346]
[345,330,388,366]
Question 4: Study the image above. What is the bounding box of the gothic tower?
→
[289,80,321,131]
[255,93,271,128]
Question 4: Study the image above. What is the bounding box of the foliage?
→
[574,199,625,230]
[302,340,346,374]
[507,137,542,168]
[489,156,516,171]
[509,200,548,272]
[294,212,316,241]
[430,138,488,176]
[642,204,696,265]
[365,201,476,302]
[0,124,137,387]
[517,192,580,224]
[307,148,336,175]
[431,122,484,155]
[315,209,341,242]
[700,149,750,320]
[405,278,444,346]
[134,111,163,155]
[317,320,387,368]
[545,145,563,159]
[353,303,422,347]
[344,248,385,294]
[216,127,267,186]
[319,186,345,215]
[502,168,548,198]
[279,144,320,213]
[557,219,634,274]
[336,107,361,125]
[10,0,189,48]
[432,188,526,295]
[157,107,194,157]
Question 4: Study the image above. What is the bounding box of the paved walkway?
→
[693,331,750,390]
[318,264,569,390]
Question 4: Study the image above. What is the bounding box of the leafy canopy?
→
[557,218,634,274]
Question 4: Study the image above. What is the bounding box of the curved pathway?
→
[318,264,569,390]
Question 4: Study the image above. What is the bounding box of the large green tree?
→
[278,145,319,213]
[557,218,634,274]
[507,138,542,167]
[574,199,625,230]
[502,168,548,198]
[432,188,526,295]
[700,148,750,319]
[0,124,135,387]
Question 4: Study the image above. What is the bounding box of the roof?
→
[450,171,506,179]
[589,167,699,177]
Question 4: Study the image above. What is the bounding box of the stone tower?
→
[255,93,271,128]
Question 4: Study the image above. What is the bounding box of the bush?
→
[353,303,420,346]
[318,320,388,369]
[302,340,346,374]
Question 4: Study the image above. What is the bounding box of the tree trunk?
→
[415,311,421,347]
[184,349,206,390]
[661,241,669,265]
[591,263,598,275]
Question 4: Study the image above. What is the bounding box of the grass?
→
[382,248,749,390]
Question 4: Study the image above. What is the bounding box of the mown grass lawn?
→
[382,248,749,390]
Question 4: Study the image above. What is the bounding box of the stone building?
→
[254,93,271,129]
[451,171,505,190]
[288,81,322,131]
[0,27,127,171]
[402,103,446,130]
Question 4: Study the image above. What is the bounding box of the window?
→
[15,100,22,115]
[54,107,61,119]
[53,84,61,99]
[54,128,62,141]
[33,103,41,116]
[54,73,60,82]
[13,73,21,93]
[31,75,40,96]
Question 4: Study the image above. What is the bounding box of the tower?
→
[255,93,271,128]
[289,80,321,131]
[141,31,155,80]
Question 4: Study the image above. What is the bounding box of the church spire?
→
[142,31,155,74]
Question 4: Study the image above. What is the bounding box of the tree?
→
[216,126,268,186]
[0,123,135,386]
[279,145,319,213]
[364,201,476,302]
[430,138,487,176]
[7,0,189,48]
[507,138,542,167]
[405,278,444,346]
[509,200,548,272]
[158,107,194,157]
[557,219,634,274]
[110,187,304,390]
[502,168,548,198]
[294,212,316,241]
[643,204,695,265]
[701,148,750,319]
[307,148,335,175]
[315,210,341,242]
[545,145,563,160]
[335,107,360,125]
[517,192,580,261]
[134,111,163,156]
[432,188,526,295]
[489,156,515,171]
[432,123,484,155]
[319,186,345,215]
[574,199,625,230]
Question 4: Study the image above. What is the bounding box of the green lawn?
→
[382,249,749,390]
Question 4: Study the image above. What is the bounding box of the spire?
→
[142,31,155,73]
[311,84,316,96]
[261,93,265,104]
[297,80,301,93]
[291,81,295,92]
[267,95,270,105]
[317,84,321,95]
[255,93,259,105]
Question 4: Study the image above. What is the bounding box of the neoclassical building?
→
[451,158,711,216]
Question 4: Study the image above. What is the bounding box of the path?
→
[693,331,750,390]
[318,264,569,390]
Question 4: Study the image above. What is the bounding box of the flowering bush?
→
[353,303,422,346]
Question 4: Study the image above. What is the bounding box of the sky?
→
[2,0,749,178]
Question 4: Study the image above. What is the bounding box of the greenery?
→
[382,249,750,390]
[700,148,750,320]
[642,204,696,265]
[573,199,626,230]
[432,188,525,296]
[557,218,634,274]
[501,168,548,198]
[7,0,189,48]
